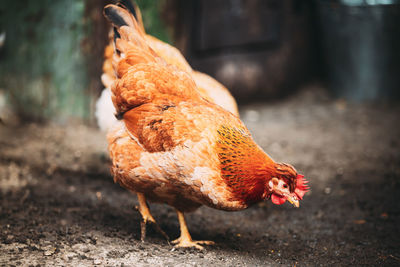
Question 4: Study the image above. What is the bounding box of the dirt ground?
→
[1,86,399,266]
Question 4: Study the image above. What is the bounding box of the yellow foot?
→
[171,237,215,250]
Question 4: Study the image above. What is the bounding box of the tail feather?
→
[104,5,130,27]
[113,27,121,45]
[117,0,137,19]
[104,5,151,49]
[104,5,157,75]
[100,1,146,91]
[117,0,145,32]
[103,4,200,117]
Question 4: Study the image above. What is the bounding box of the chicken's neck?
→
[216,125,276,206]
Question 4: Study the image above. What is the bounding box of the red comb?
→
[295,174,309,200]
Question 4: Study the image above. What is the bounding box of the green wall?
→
[0,0,170,123]
[0,0,90,122]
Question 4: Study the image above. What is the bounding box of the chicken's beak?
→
[286,195,299,208]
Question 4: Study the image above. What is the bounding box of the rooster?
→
[96,0,238,132]
[103,4,309,249]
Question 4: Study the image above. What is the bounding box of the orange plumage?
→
[97,1,238,134]
[103,3,308,249]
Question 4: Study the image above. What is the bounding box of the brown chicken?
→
[104,4,309,249]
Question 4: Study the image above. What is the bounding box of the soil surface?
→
[1,86,399,266]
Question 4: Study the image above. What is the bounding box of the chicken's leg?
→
[135,193,169,242]
[171,210,214,250]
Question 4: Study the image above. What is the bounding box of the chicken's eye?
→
[283,184,288,189]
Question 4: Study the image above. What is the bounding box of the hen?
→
[96,0,238,132]
[103,4,309,249]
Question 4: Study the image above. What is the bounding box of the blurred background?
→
[1,0,399,123]
[1,0,400,266]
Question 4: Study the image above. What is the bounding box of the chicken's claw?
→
[173,210,214,249]
[171,237,214,250]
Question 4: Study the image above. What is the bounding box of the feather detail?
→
[216,125,275,204]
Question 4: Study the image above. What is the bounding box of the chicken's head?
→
[267,163,309,207]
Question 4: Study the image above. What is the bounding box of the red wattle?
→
[271,194,286,205]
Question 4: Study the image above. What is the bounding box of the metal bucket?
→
[316,0,400,101]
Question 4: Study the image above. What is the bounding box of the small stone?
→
[62,252,76,261]
[44,249,55,256]
[324,187,331,194]
[93,259,102,265]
